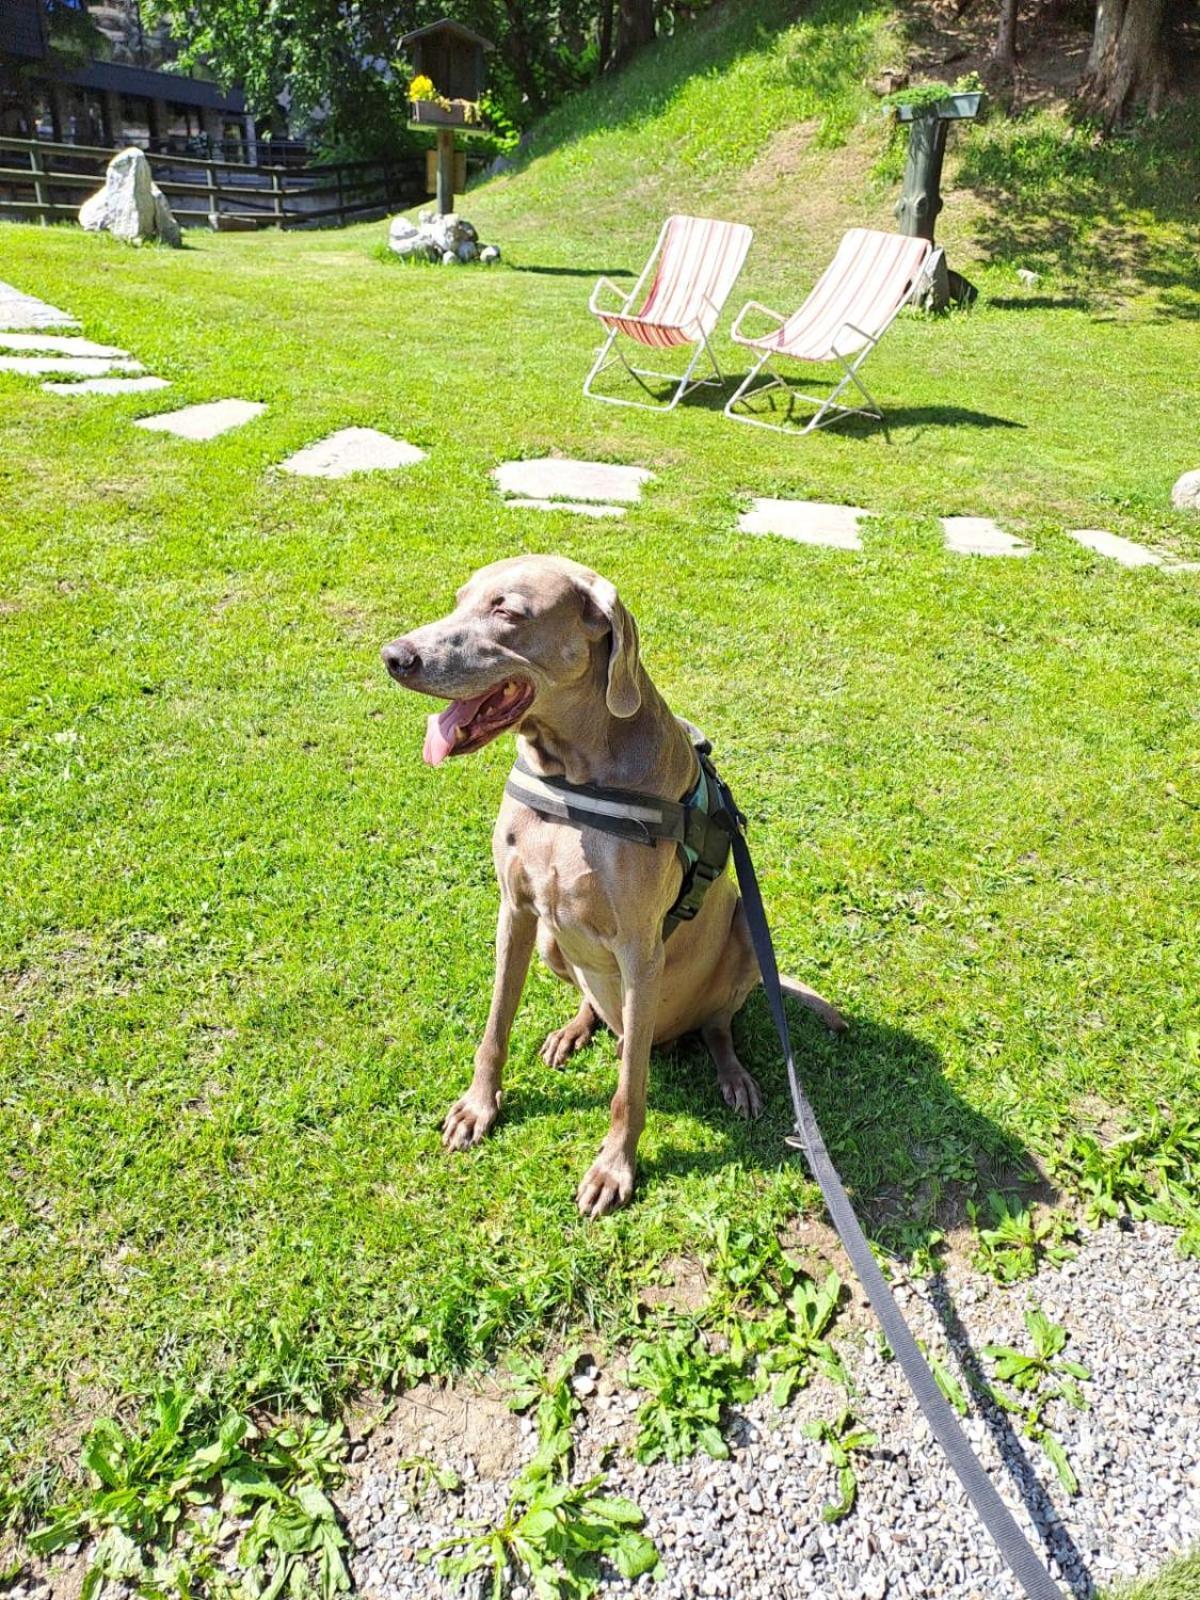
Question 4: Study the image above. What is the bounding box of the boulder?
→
[387,211,497,265]
[388,215,433,261]
[79,147,181,246]
[1171,469,1200,511]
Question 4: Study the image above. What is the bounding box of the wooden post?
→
[205,158,218,224]
[29,142,49,226]
[435,127,455,215]
[335,163,345,227]
[271,168,284,228]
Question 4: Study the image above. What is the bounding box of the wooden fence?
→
[0,136,425,229]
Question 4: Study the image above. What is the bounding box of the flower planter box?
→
[409,99,468,127]
[896,91,984,123]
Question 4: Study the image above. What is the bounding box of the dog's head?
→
[382,555,641,765]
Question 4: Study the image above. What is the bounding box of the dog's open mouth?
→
[423,678,536,767]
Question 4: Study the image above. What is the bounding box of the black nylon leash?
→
[715,776,1063,1600]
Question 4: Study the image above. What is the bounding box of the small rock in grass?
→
[1171,469,1200,510]
[1017,267,1040,287]
[480,244,501,263]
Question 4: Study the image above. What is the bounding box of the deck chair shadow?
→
[725,229,933,435]
[584,214,753,411]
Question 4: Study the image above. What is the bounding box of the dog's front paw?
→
[576,1151,636,1218]
[442,1089,502,1151]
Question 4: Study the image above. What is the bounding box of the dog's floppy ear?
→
[579,574,642,719]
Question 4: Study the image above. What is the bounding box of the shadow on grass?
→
[511,265,635,278]
[509,996,1050,1261]
[988,294,1093,312]
[957,101,1200,319]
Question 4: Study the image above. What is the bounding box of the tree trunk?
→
[502,0,543,113]
[991,0,1019,74]
[597,0,615,71]
[1078,0,1170,125]
[614,0,656,65]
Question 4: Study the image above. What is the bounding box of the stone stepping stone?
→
[493,458,652,505]
[43,375,171,396]
[133,399,266,441]
[1066,528,1161,568]
[278,427,426,479]
[738,498,869,550]
[506,497,627,519]
[0,354,144,377]
[0,332,130,358]
[940,516,1032,557]
[0,280,78,330]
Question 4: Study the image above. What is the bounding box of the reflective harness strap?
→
[504,750,732,937]
[502,748,1063,1600]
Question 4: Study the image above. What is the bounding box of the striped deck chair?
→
[724,229,933,434]
[585,215,753,411]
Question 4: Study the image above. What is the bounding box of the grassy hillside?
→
[1,0,1199,1574]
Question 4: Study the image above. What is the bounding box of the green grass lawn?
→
[3,0,1200,1545]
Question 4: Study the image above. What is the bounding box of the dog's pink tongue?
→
[423,694,488,767]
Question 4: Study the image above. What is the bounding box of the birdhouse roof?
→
[399,18,495,51]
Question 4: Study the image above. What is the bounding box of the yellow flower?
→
[409,74,436,101]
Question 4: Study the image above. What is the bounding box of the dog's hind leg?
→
[701,1015,763,1120]
[541,999,600,1067]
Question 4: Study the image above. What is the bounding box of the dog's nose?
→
[382,639,421,680]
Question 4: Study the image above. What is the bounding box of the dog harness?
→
[503,742,741,937]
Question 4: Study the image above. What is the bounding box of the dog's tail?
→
[779,975,849,1035]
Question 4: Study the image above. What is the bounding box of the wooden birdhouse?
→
[403,17,495,214]
[402,19,493,106]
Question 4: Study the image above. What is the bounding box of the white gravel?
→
[337,1219,1200,1600]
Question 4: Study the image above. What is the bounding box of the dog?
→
[382,555,845,1216]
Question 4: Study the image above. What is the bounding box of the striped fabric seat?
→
[596,216,754,349]
[744,230,932,362]
[724,229,933,435]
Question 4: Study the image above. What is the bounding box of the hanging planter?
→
[409,99,469,127]
[895,90,983,122]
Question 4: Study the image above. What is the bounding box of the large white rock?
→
[388,216,430,260]
[387,211,491,264]
[79,147,181,247]
[1171,470,1200,510]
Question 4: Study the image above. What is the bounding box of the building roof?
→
[63,57,246,112]
[399,18,494,51]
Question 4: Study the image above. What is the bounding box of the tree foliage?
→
[141,0,712,158]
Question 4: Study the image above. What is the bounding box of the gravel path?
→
[339,1219,1200,1599]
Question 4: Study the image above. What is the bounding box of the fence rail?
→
[0,137,425,229]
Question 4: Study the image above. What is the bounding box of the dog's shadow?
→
[505,990,1051,1260]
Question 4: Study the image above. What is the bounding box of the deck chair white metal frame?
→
[584,215,753,412]
[724,230,933,435]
